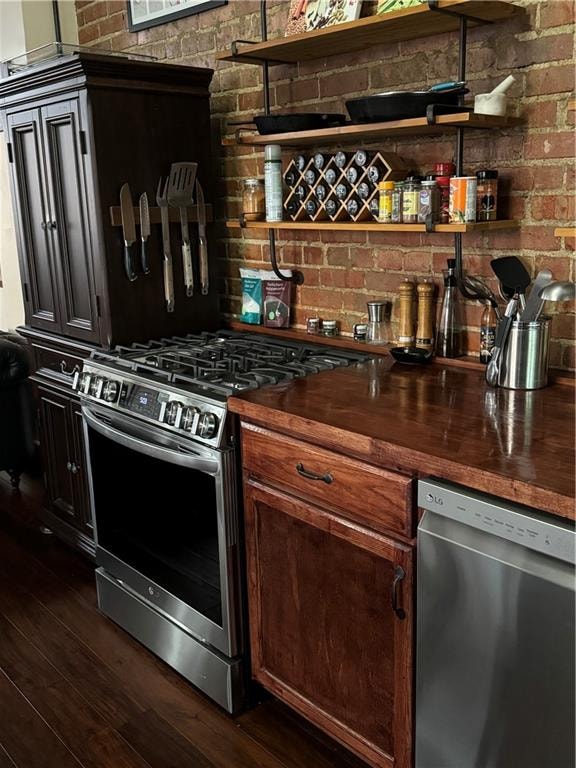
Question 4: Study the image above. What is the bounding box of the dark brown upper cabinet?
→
[0,52,220,348]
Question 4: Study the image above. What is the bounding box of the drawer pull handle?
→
[295,463,333,484]
[391,565,406,620]
[60,360,80,377]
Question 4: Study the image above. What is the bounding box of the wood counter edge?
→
[229,397,575,522]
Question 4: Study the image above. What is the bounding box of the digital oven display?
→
[126,386,162,418]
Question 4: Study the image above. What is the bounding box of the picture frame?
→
[127,0,227,33]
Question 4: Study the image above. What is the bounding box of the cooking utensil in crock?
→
[490,256,531,312]
[519,269,553,323]
[534,280,576,320]
[486,298,518,387]
[463,274,502,320]
[345,81,468,123]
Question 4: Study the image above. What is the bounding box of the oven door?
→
[82,404,241,659]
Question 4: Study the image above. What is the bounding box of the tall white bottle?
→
[264,144,283,222]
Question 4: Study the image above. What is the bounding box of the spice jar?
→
[436,175,451,223]
[418,180,438,224]
[378,181,395,223]
[433,161,456,177]
[476,169,498,221]
[322,319,339,337]
[241,178,265,221]
[402,178,421,224]
[325,199,338,217]
[391,181,403,223]
[325,167,337,185]
[306,316,321,334]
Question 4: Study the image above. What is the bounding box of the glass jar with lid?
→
[402,177,422,224]
[241,178,265,221]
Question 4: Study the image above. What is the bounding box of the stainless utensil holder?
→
[498,317,551,390]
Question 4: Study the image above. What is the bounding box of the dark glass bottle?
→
[435,259,464,358]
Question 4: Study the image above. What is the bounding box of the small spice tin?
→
[449,176,477,223]
[353,323,368,341]
[306,316,321,334]
[322,319,339,337]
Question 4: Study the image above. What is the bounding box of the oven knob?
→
[78,373,91,394]
[89,377,103,398]
[197,411,218,439]
[165,400,183,426]
[102,380,119,402]
[181,406,199,432]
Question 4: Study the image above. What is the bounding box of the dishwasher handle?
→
[391,565,406,620]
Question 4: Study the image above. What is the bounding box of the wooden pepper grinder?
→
[397,280,416,347]
[416,281,435,351]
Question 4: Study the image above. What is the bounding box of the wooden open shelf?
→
[554,227,576,238]
[226,219,518,233]
[223,113,519,148]
[216,1,521,65]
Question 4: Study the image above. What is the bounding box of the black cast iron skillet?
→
[229,112,347,135]
[346,83,468,124]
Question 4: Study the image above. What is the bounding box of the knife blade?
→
[119,183,137,282]
[156,177,174,313]
[195,180,209,296]
[139,192,151,275]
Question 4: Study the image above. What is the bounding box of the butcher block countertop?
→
[229,356,575,521]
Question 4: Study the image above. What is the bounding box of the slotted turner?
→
[167,162,198,297]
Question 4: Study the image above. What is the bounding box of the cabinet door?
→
[6,109,62,332]
[244,480,413,768]
[37,385,86,531]
[41,100,99,343]
[70,401,94,537]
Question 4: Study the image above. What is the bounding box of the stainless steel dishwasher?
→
[416,479,575,768]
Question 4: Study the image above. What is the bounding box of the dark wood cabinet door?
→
[37,385,86,531]
[6,109,62,333]
[41,100,100,343]
[70,401,94,537]
[244,479,414,768]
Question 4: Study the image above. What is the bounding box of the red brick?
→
[303,246,323,265]
[78,22,101,44]
[276,77,319,105]
[99,12,125,36]
[562,345,576,370]
[526,65,575,96]
[325,247,349,267]
[525,131,576,160]
[346,271,365,289]
[83,0,108,23]
[373,249,402,271]
[522,100,558,129]
[320,68,369,98]
[536,255,572,282]
[540,0,575,28]
[403,251,432,274]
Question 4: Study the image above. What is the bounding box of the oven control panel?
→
[73,366,225,446]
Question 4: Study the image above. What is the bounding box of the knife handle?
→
[182,242,194,297]
[141,239,150,275]
[163,257,174,312]
[199,235,209,296]
[124,243,137,282]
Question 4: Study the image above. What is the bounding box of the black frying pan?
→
[229,112,347,135]
[345,82,468,123]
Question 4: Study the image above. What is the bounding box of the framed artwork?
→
[304,0,363,30]
[376,0,422,14]
[127,0,226,32]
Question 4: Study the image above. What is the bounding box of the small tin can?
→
[324,167,337,185]
[353,323,368,341]
[322,319,339,337]
[306,316,321,334]
[449,176,477,223]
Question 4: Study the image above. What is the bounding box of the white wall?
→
[0,0,78,331]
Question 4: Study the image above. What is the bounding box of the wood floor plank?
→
[119,709,217,768]
[0,744,18,768]
[0,671,85,768]
[238,700,369,768]
[0,615,153,768]
[0,532,290,768]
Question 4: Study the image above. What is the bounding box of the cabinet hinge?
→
[95,295,101,317]
[79,131,87,155]
[7,142,13,163]
[23,283,29,302]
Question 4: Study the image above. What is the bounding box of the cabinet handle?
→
[60,360,80,377]
[49,221,57,230]
[66,461,73,471]
[295,462,333,484]
[41,221,47,230]
[391,565,406,620]
[71,463,79,474]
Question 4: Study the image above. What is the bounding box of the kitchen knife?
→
[156,177,174,313]
[196,179,209,296]
[139,192,151,275]
[120,183,137,281]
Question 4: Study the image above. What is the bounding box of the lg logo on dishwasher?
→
[426,493,444,506]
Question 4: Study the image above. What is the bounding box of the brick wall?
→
[76,0,575,367]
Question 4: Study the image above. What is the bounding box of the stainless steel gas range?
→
[74,330,369,713]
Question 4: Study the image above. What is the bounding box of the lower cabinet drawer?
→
[30,342,85,385]
[241,423,413,538]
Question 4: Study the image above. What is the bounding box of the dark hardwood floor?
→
[0,472,368,768]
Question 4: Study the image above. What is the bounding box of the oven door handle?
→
[83,407,221,475]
